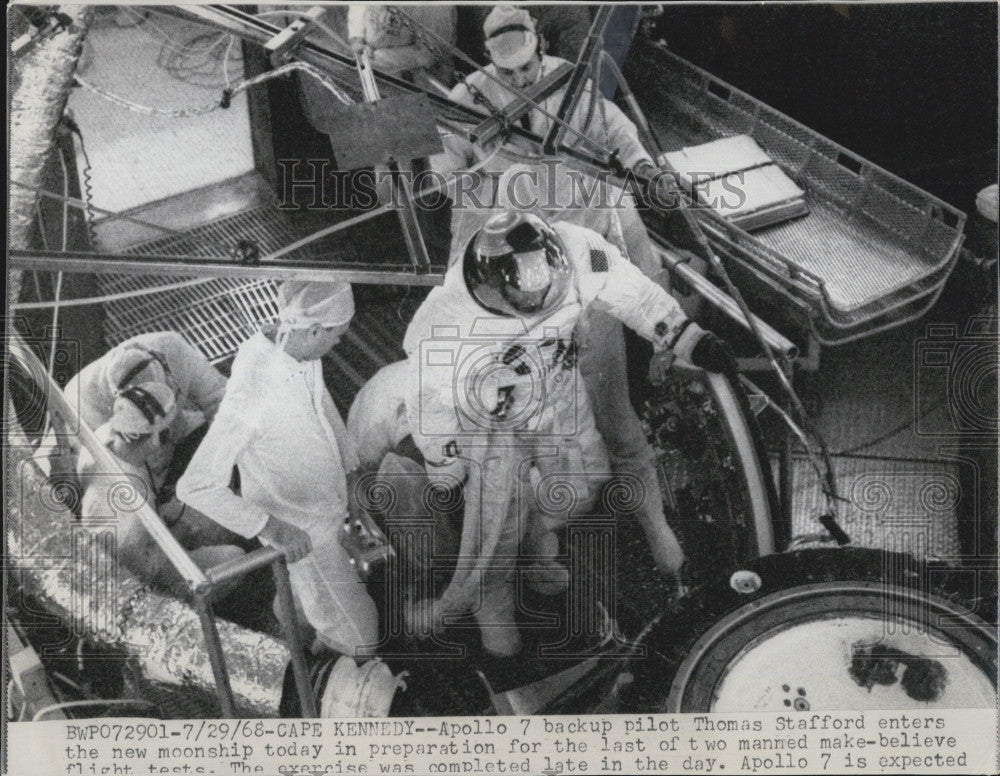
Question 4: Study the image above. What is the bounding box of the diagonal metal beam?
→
[7,333,208,587]
[9,249,444,286]
[543,6,615,155]
[468,63,573,146]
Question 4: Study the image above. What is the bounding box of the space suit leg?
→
[472,458,529,656]
[576,308,686,576]
[521,374,611,594]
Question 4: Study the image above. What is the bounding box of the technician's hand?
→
[350,36,373,59]
[259,515,312,563]
[633,160,684,210]
[648,349,675,385]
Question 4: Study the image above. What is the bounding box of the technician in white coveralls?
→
[436,4,664,275]
[402,211,735,654]
[47,331,228,499]
[177,282,377,657]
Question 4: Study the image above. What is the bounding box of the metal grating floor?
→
[760,199,947,314]
[98,207,335,362]
[647,114,955,316]
[630,43,963,338]
[790,454,961,560]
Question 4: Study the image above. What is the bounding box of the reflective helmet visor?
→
[463,212,571,317]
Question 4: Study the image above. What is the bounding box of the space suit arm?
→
[593,97,653,172]
[580,235,688,352]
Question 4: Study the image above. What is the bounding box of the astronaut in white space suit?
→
[401,211,735,655]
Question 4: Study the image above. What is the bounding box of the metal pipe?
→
[543,6,615,155]
[271,558,318,718]
[204,546,283,588]
[424,75,452,98]
[194,593,237,718]
[261,206,391,263]
[356,50,381,103]
[654,248,799,359]
[9,249,444,286]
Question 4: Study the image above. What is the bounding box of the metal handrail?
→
[651,243,799,359]
[195,548,317,718]
[7,333,316,717]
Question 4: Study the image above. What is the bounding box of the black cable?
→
[61,115,98,248]
[832,397,946,457]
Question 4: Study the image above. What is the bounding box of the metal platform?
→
[96,204,424,364]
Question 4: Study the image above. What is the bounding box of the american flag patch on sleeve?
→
[589,249,609,272]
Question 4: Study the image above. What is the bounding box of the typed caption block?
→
[6,710,998,776]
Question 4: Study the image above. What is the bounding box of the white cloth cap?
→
[484,5,538,69]
[277,281,355,330]
[110,381,177,435]
[976,183,998,223]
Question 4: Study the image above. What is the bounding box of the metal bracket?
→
[264,6,326,61]
[315,93,443,170]
[351,50,434,274]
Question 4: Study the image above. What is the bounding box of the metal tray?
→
[628,42,965,345]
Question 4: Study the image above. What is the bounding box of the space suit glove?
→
[672,322,738,375]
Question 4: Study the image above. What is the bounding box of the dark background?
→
[654,3,997,214]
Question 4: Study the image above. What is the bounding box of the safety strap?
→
[119,385,166,426]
